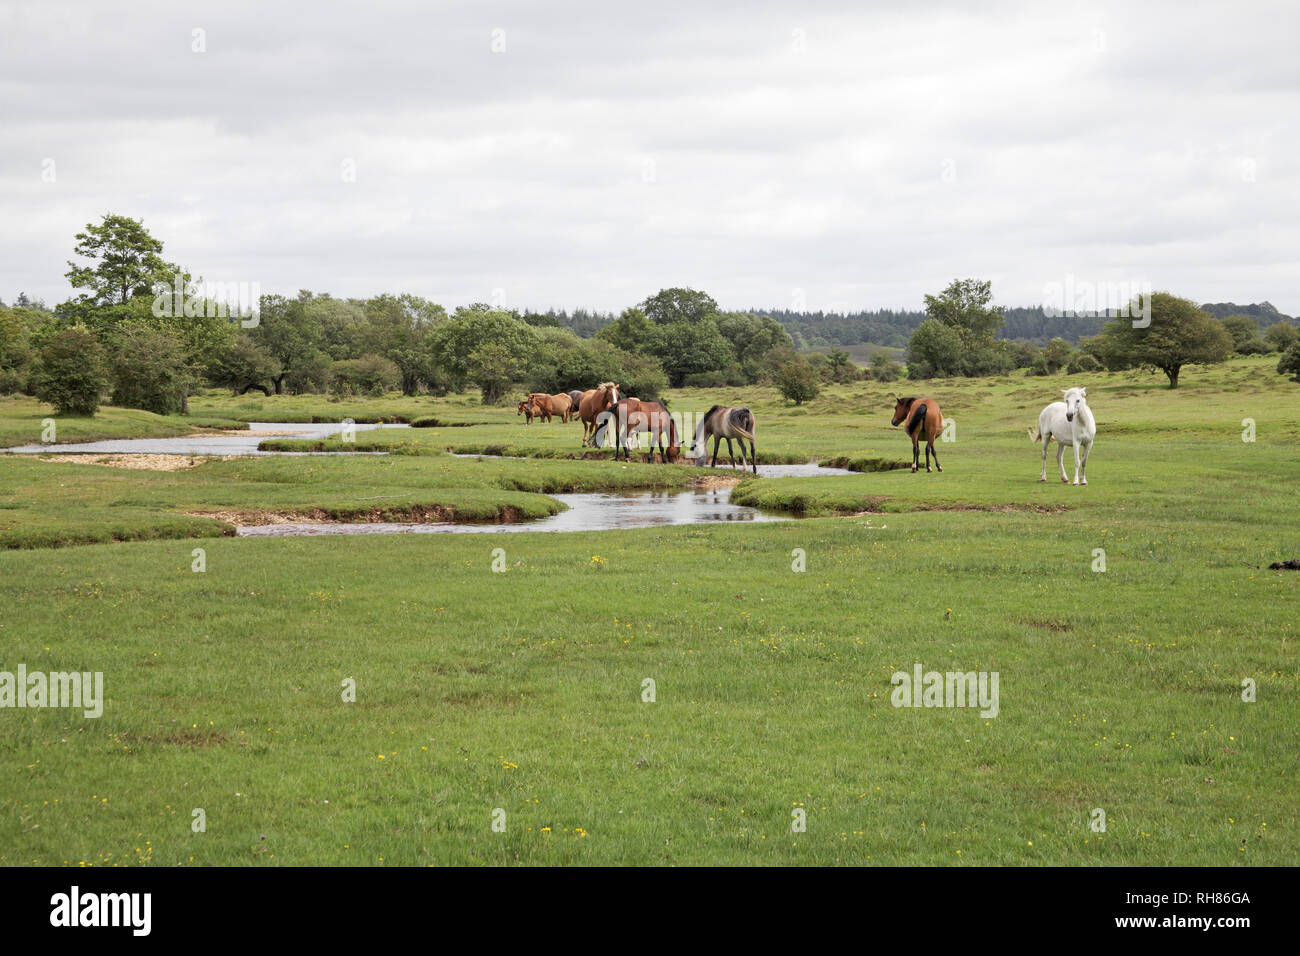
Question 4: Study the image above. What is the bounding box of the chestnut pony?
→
[612,397,680,463]
[890,396,944,473]
[578,383,620,446]
[528,392,574,424]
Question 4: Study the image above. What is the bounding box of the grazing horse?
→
[693,405,757,474]
[891,396,944,473]
[1030,387,1095,485]
[516,398,536,424]
[578,383,620,446]
[612,397,680,463]
[529,392,574,424]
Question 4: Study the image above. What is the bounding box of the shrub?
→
[329,354,400,397]
[107,325,195,415]
[30,326,108,416]
[775,359,821,405]
[1066,353,1102,374]
[1278,344,1300,382]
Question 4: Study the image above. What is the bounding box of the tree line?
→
[3,214,1297,417]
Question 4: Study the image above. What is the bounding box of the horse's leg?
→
[712,436,721,467]
[930,437,941,473]
[749,439,757,475]
[1040,435,1049,482]
[726,438,736,468]
[912,437,919,473]
[1079,441,1090,486]
[1072,439,1082,485]
[736,439,747,472]
[1056,443,1068,482]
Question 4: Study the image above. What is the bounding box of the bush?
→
[1263,322,1299,353]
[329,354,400,397]
[869,352,902,382]
[775,359,821,405]
[1066,353,1102,374]
[30,326,108,416]
[108,325,195,415]
[1278,344,1300,382]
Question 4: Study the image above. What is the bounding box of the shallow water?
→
[1,421,406,456]
[236,487,793,537]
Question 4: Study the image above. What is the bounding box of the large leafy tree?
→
[1099,293,1232,388]
[255,292,328,394]
[62,214,185,319]
[923,278,1005,346]
[640,287,718,325]
[427,308,539,402]
[906,318,964,378]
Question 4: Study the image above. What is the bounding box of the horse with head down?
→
[612,397,680,463]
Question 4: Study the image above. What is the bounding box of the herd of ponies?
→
[517,384,1096,485]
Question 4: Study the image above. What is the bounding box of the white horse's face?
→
[1062,387,1087,422]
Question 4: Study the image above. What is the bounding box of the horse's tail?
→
[1028,425,1041,443]
[729,407,755,442]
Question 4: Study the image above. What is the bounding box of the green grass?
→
[1,356,1297,865]
[0,396,246,449]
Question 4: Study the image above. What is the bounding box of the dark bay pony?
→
[693,405,757,474]
[612,397,680,463]
[578,382,620,446]
[890,396,944,473]
[566,389,584,413]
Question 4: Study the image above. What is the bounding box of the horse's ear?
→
[1080,387,1087,396]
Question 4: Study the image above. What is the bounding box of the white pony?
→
[1029,387,1095,485]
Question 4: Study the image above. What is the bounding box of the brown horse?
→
[528,392,574,424]
[516,398,536,424]
[578,383,620,446]
[693,404,757,474]
[891,396,944,473]
[612,397,680,463]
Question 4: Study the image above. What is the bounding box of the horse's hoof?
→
[911,467,918,473]
[1039,477,1046,483]
[936,466,943,473]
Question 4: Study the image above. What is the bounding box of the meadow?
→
[1,356,1296,865]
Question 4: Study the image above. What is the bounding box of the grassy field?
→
[0,396,245,449]
[1,356,1297,865]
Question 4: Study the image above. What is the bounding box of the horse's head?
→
[1062,387,1087,422]
[890,396,915,427]
[516,400,529,416]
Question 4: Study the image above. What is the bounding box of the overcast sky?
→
[2,0,1298,317]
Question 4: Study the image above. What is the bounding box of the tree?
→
[209,333,282,395]
[1278,344,1300,382]
[652,318,735,387]
[427,308,539,402]
[106,324,195,415]
[640,288,718,325]
[1100,293,1233,388]
[1221,315,1269,354]
[923,278,1005,346]
[714,312,794,380]
[825,348,854,382]
[774,357,821,405]
[0,308,32,394]
[596,307,657,354]
[906,318,964,378]
[30,326,107,416]
[1042,337,1073,373]
[255,292,327,394]
[62,214,184,320]
[1263,322,1300,353]
[329,354,401,397]
[870,351,902,382]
